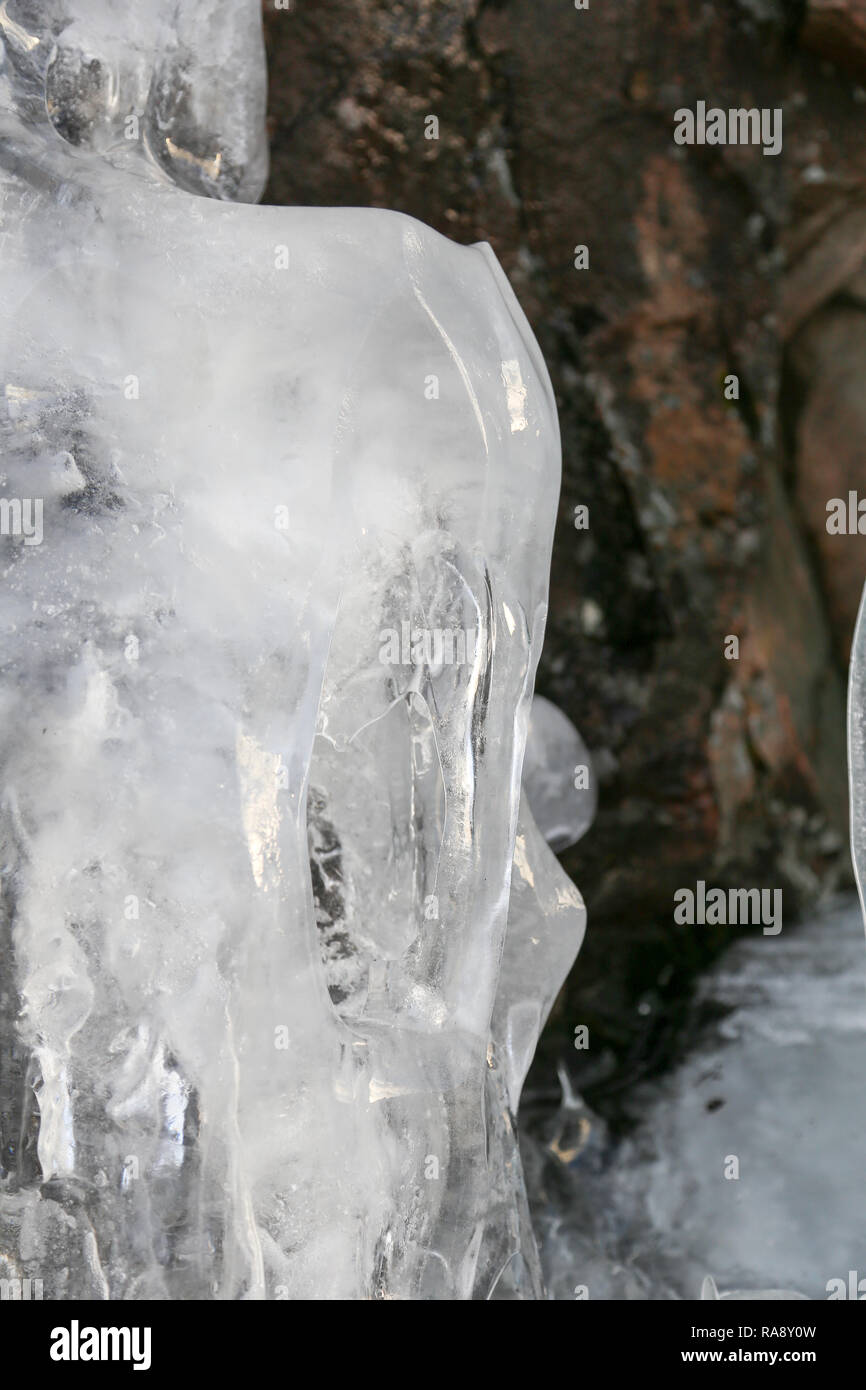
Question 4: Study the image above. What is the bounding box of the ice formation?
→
[522,694,595,854]
[0,1,588,1298]
[849,581,866,935]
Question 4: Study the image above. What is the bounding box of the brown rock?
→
[802,0,866,78]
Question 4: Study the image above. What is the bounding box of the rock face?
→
[263,0,866,1083]
[802,0,866,77]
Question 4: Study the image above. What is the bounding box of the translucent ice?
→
[0,1,587,1298]
[849,581,866,933]
[522,694,595,853]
